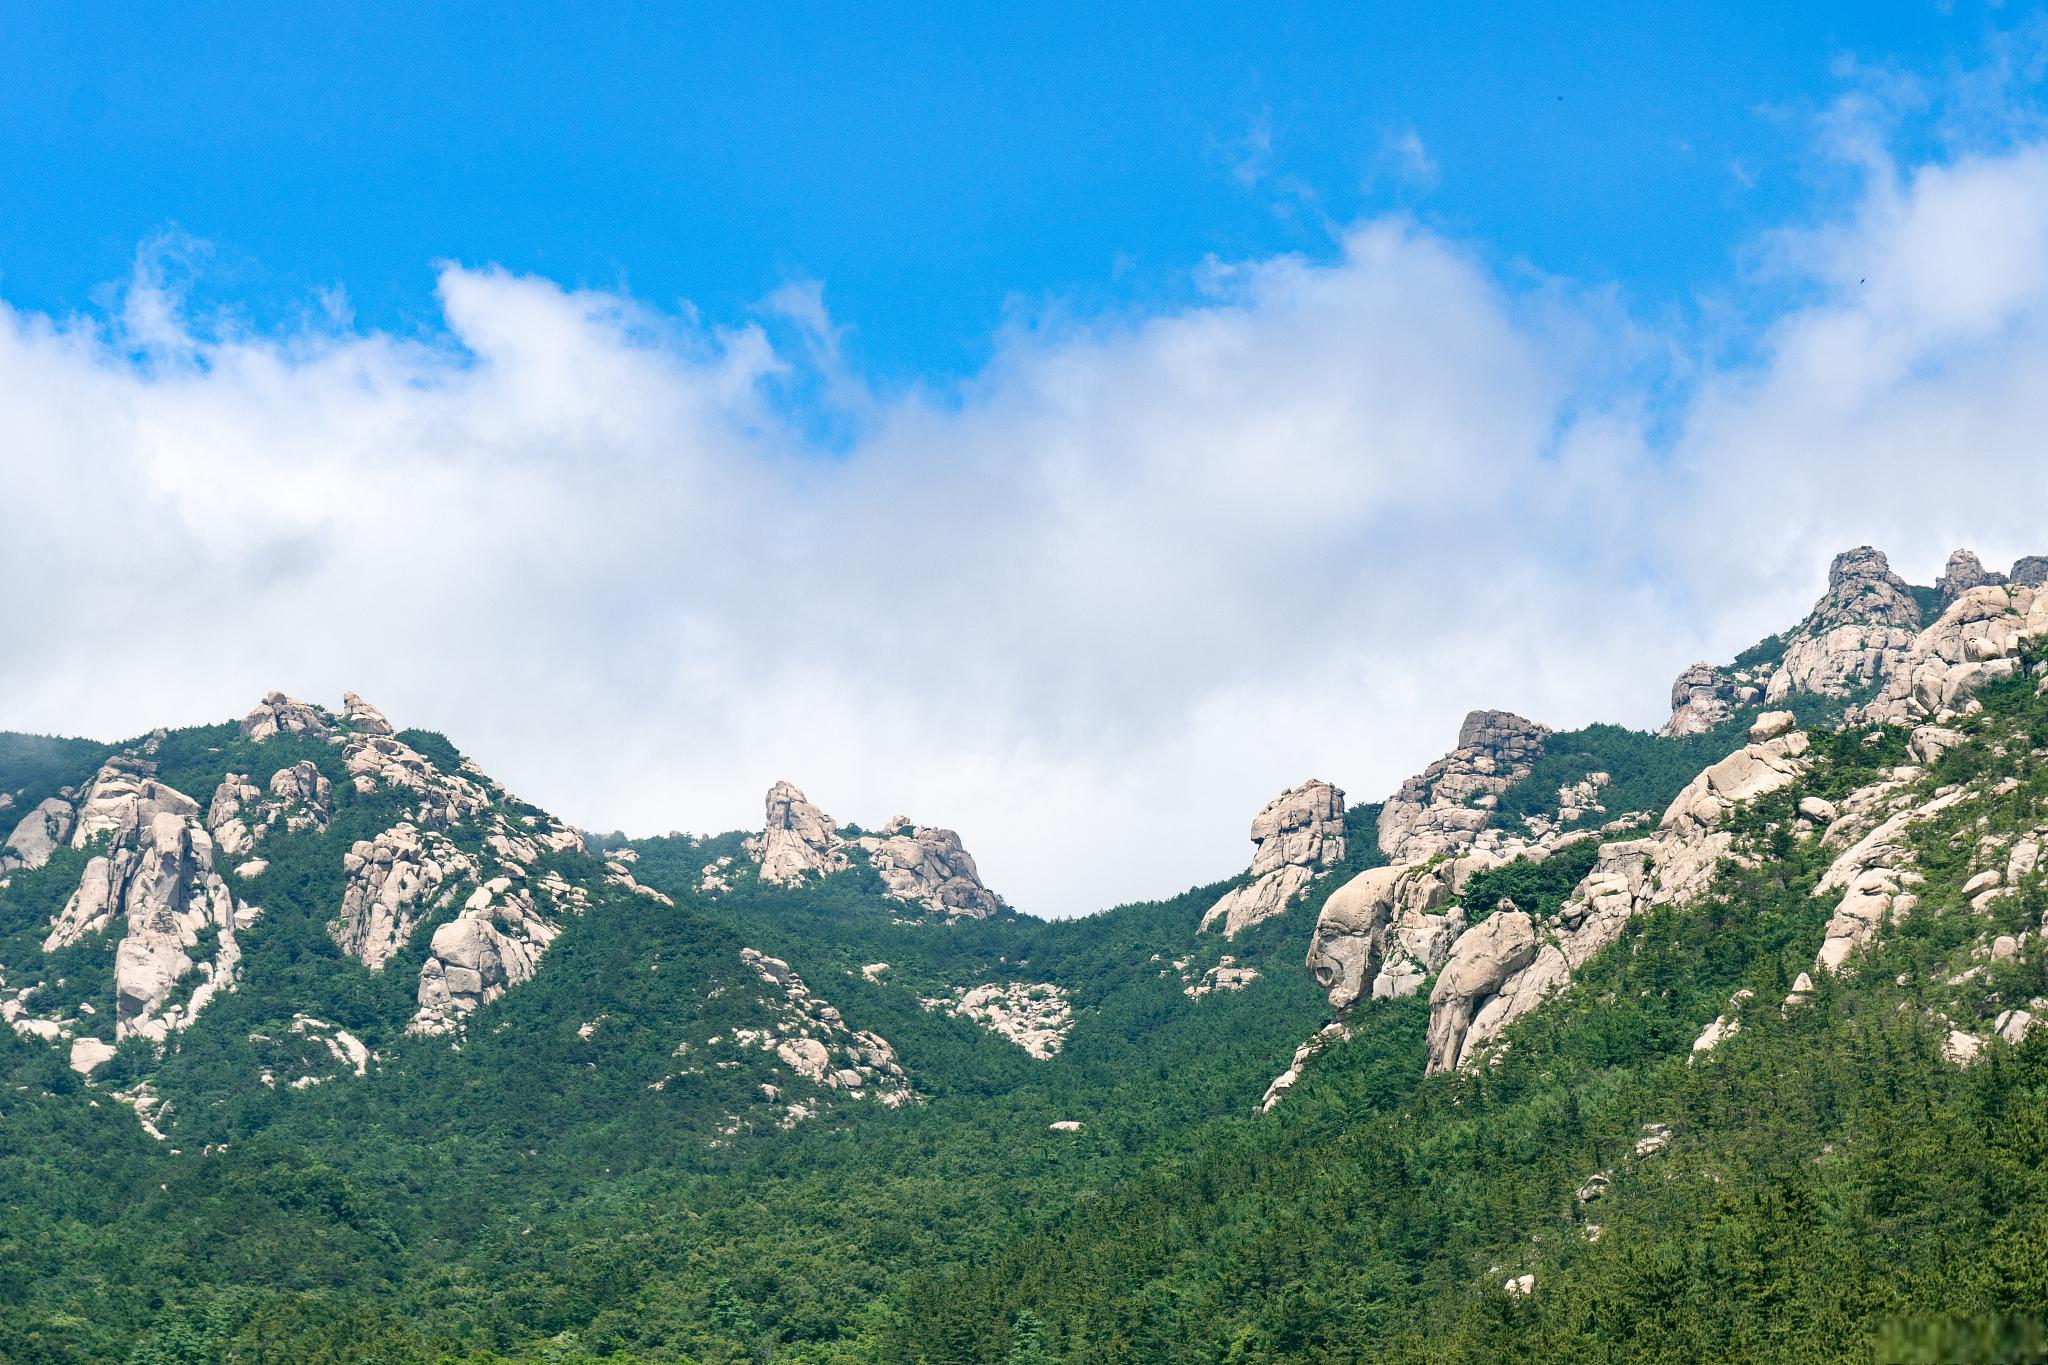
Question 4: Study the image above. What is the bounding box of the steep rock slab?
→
[1200,779,1346,937]
[44,769,244,1042]
[2,796,76,871]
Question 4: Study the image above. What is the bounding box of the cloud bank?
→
[6,97,2048,915]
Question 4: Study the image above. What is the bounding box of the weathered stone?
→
[1937,549,2005,606]
[2,797,75,870]
[333,824,477,971]
[856,819,1003,919]
[240,691,334,743]
[747,782,848,885]
[1201,779,1345,937]
[1379,711,1549,863]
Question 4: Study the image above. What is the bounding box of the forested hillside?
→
[3,546,2048,1363]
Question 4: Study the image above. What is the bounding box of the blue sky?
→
[8,6,2048,914]
[0,3,2012,383]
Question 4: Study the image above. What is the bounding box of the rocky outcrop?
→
[925,982,1073,1059]
[1308,859,1476,1011]
[746,782,848,885]
[2,797,76,870]
[1184,957,1260,997]
[70,756,201,850]
[44,764,244,1042]
[1937,549,2006,606]
[854,819,1002,919]
[1200,779,1346,937]
[341,691,395,736]
[1766,547,1921,704]
[209,762,333,857]
[410,882,561,1036]
[1858,583,2048,727]
[343,733,491,824]
[1378,712,1548,863]
[1424,910,1539,1074]
[333,824,478,970]
[1420,717,1810,1071]
[1662,662,1764,738]
[716,949,912,1120]
[240,692,334,743]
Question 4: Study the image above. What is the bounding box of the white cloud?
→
[7,107,2048,916]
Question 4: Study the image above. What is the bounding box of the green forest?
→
[2,664,2047,1364]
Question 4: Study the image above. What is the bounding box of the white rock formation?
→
[333,824,478,970]
[1183,957,1261,997]
[927,982,1073,1058]
[1936,549,2006,606]
[1422,725,1810,1071]
[240,691,334,743]
[1858,582,2048,727]
[341,691,395,736]
[746,782,849,885]
[410,887,561,1035]
[44,763,244,1042]
[686,949,912,1120]
[854,818,1003,919]
[1766,547,1922,703]
[1378,711,1549,863]
[1200,779,1346,937]
[2,797,76,870]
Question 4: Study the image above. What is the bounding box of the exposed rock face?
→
[411,885,560,1036]
[1766,547,1921,704]
[3,797,76,870]
[1308,859,1476,1011]
[240,692,334,743]
[44,765,243,1042]
[341,691,395,736]
[1808,780,1970,976]
[344,733,492,825]
[71,756,201,850]
[2011,556,2048,588]
[1184,957,1260,998]
[1937,549,2006,606]
[737,783,1005,916]
[209,762,334,857]
[746,782,848,885]
[1425,910,1539,1074]
[1663,662,1754,738]
[1200,779,1346,937]
[1858,583,2048,727]
[854,819,1002,919]
[1378,712,1548,863]
[926,982,1073,1059]
[333,824,477,970]
[1421,725,1811,1072]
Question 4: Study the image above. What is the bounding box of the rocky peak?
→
[2011,556,2048,588]
[341,691,396,736]
[852,822,1003,920]
[1377,711,1549,863]
[1806,546,1921,633]
[240,692,335,743]
[1936,549,2005,607]
[745,781,849,886]
[1199,779,1346,937]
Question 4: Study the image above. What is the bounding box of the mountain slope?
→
[4,544,2048,1363]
